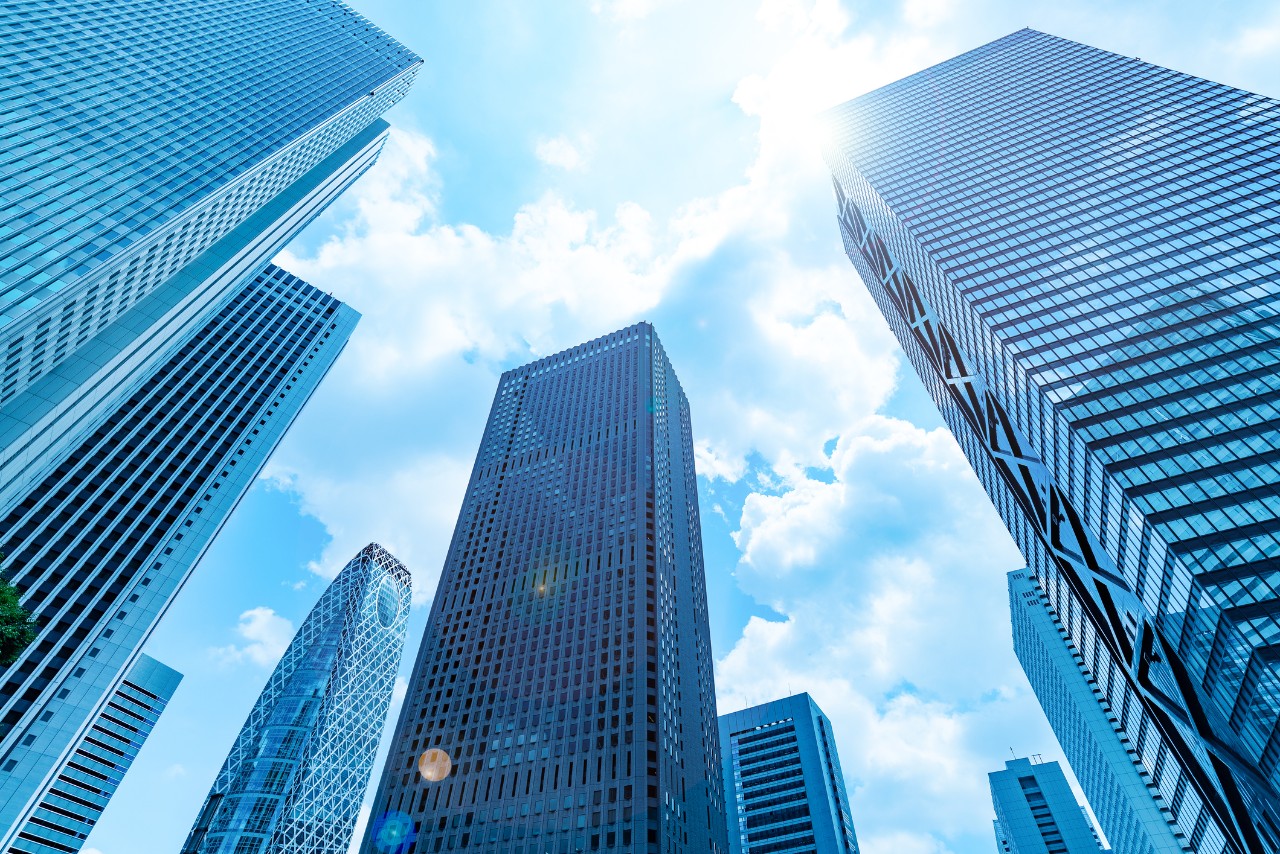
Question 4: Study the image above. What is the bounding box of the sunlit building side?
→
[990,757,1105,854]
[719,693,859,854]
[1010,570,1190,853]
[12,656,180,854]
[0,0,419,843]
[0,267,359,852]
[824,28,1280,853]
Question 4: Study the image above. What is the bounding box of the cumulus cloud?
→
[210,607,295,668]
[902,0,957,27]
[715,409,1046,840]
[1231,18,1280,57]
[535,135,591,171]
[260,0,1122,848]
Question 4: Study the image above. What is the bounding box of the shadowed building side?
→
[361,323,728,854]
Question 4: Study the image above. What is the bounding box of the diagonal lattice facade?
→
[0,0,418,841]
[182,544,412,854]
[824,28,1280,854]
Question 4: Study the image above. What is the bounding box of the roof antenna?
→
[1009,747,1017,759]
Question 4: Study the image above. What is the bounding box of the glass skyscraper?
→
[0,0,417,401]
[990,757,1104,854]
[362,323,728,854]
[824,28,1280,853]
[1009,570,1188,853]
[718,693,859,854]
[13,655,180,854]
[182,544,412,854]
[1,0,419,503]
[0,0,418,845]
[0,266,360,850]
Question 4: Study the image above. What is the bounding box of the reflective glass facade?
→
[0,118,388,514]
[719,693,859,854]
[183,544,412,854]
[824,28,1280,853]
[1010,570,1189,853]
[362,323,728,854]
[12,655,181,854]
[0,0,418,843]
[990,758,1104,854]
[0,0,419,402]
[0,266,360,845]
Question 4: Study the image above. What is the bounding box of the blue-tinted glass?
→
[719,693,860,854]
[825,29,1280,853]
[183,545,411,854]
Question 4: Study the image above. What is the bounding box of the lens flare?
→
[418,747,452,782]
[372,810,416,854]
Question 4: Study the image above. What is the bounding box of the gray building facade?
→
[990,757,1103,854]
[719,693,859,854]
[362,323,728,854]
[1010,570,1190,854]
[823,27,1280,854]
[183,544,412,854]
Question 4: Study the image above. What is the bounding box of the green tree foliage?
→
[0,553,36,668]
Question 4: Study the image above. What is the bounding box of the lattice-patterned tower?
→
[182,544,412,854]
[362,323,728,854]
[824,28,1280,854]
[0,0,419,842]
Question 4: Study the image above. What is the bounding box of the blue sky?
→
[86,2,1280,852]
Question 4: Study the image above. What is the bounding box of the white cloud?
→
[261,2,1102,848]
[263,455,472,607]
[902,0,956,27]
[590,0,675,21]
[163,763,187,779]
[535,135,591,171]
[210,607,295,668]
[278,130,673,385]
[1232,19,1280,57]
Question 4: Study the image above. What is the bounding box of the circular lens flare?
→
[418,747,452,782]
[372,810,416,854]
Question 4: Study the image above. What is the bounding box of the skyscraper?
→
[990,757,1105,854]
[0,0,419,503]
[182,544,412,854]
[718,693,859,854]
[0,0,418,842]
[13,655,181,854]
[0,266,360,847]
[823,28,1280,853]
[1009,570,1189,853]
[362,323,728,854]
